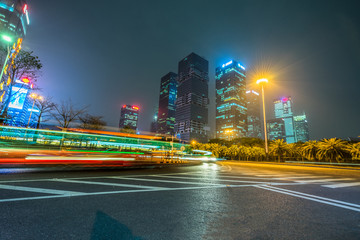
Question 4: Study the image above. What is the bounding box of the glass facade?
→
[267,118,285,141]
[274,97,295,143]
[119,105,139,130]
[294,114,309,142]
[157,72,177,135]
[246,90,262,138]
[215,60,247,140]
[175,52,209,143]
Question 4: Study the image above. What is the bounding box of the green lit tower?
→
[215,60,247,140]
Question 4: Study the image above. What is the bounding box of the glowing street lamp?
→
[224,129,234,141]
[256,78,269,155]
[27,93,43,128]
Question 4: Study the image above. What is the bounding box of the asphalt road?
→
[0,162,359,240]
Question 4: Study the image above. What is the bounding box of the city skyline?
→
[21,0,360,140]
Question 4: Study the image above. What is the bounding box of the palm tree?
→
[347,142,360,161]
[301,140,319,161]
[226,145,239,160]
[269,139,290,162]
[316,138,348,163]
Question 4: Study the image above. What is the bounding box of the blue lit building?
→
[274,97,295,143]
[157,72,177,135]
[0,0,29,39]
[6,79,37,127]
[119,105,139,130]
[215,60,247,140]
[294,114,309,142]
[246,90,262,138]
[175,52,209,143]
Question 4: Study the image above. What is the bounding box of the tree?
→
[0,50,42,121]
[269,139,291,162]
[52,99,87,129]
[34,96,55,129]
[301,140,319,161]
[78,114,106,130]
[119,125,136,134]
[226,145,239,160]
[316,138,348,163]
[347,142,360,161]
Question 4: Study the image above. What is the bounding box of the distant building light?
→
[246,91,250,93]
[222,60,233,68]
[252,90,259,95]
[282,97,288,103]
[122,105,126,108]
[28,108,39,113]
[238,63,245,70]
[132,106,139,110]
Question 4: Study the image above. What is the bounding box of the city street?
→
[0,162,359,239]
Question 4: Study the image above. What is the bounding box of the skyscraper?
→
[175,52,209,143]
[274,97,296,143]
[294,114,309,142]
[246,89,262,138]
[0,0,29,40]
[119,105,139,130]
[267,118,286,141]
[215,60,247,140]
[157,72,177,135]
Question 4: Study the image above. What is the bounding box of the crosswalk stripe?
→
[110,177,225,186]
[322,182,360,188]
[0,184,82,195]
[51,179,167,189]
[295,178,355,183]
[152,175,273,184]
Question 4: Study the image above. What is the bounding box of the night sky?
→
[24,0,360,140]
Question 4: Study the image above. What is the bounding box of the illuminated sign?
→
[9,87,28,110]
[132,106,139,110]
[282,97,288,103]
[122,105,126,108]
[238,63,246,70]
[222,60,233,68]
[23,4,29,25]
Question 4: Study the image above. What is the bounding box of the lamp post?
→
[27,93,43,128]
[256,78,269,155]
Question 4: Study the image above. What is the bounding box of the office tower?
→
[215,60,247,140]
[175,52,209,143]
[0,0,29,40]
[274,97,295,143]
[267,118,285,141]
[294,114,309,142]
[157,72,177,135]
[119,105,139,130]
[150,110,158,133]
[246,89,262,138]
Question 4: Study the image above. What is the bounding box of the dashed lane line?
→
[322,182,360,188]
[0,184,82,196]
[255,185,360,212]
[110,177,226,186]
[295,178,355,183]
[151,175,278,184]
[51,179,167,189]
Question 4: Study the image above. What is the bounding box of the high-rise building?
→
[175,52,209,143]
[119,105,139,130]
[267,118,285,141]
[294,114,309,142]
[215,60,247,140]
[246,89,262,138]
[150,110,158,133]
[6,79,36,127]
[0,0,29,40]
[157,72,177,135]
[274,97,295,143]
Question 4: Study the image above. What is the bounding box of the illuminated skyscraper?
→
[157,72,177,135]
[246,90,262,138]
[267,118,285,141]
[0,0,29,40]
[119,105,139,130]
[274,97,295,143]
[215,60,247,140]
[294,114,309,142]
[175,52,209,143]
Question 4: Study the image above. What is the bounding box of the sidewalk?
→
[218,160,360,171]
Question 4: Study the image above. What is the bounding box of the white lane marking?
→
[255,185,360,212]
[0,184,258,203]
[295,178,355,183]
[51,179,166,189]
[322,182,360,188]
[110,177,226,186]
[0,184,82,195]
[25,156,136,161]
[258,185,360,209]
[152,175,274,184]
[255,174,313,177]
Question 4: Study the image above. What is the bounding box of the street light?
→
[256,78,269,155]
[27,93,43,128]
[224,129,234,141]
